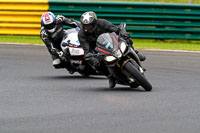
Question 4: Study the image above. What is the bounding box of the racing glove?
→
[51,48,60,55]
[51,48,66,60]
[85,53,100,67]
[119,31,130,40]
[119,30,134,48]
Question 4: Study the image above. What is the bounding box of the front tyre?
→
[124,62,152,91]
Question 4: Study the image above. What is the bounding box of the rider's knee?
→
[52,59,63,69]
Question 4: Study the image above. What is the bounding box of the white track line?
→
[142,49,200,53]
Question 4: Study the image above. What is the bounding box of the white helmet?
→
[41,12,56,33]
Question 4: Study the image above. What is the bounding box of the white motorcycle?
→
[59,28,98,76]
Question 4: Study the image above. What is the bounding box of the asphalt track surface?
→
[0,44,200,133]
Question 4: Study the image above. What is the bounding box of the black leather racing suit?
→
[78,19,130,76]
[78,19,120,56]
[40,15,80,69]
[40,15,80,60]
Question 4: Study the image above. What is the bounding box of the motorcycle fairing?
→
[96,33,120,55]
[61,32,84,56]
[69,47,84,56]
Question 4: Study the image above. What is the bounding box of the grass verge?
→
[134,39,200,51]
[0,35,200,51]
[0,35,43,45]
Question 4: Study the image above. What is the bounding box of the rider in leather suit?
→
[40,12,81,73]
[78,11,146,88]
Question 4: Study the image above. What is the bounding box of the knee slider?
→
[53,59,63,69]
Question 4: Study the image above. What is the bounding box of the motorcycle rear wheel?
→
[124,62,152,91]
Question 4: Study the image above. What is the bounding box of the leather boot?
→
[108,76,116,88]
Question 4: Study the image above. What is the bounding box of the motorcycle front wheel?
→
[124,62,152,91]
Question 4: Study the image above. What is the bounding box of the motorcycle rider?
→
[78,11,146,88]
[40,12,81,73]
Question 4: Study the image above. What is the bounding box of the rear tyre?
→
[124,62,152,91]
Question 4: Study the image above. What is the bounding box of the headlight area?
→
[104,56,117,62]
[120,41,127,53]
[115,49,122,58]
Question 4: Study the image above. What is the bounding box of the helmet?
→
[80,11,97,33]
[41,12,56,33]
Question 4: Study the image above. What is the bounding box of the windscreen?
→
[96,33,114,49]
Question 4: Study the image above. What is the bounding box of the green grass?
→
[0,35,43,45]
[134,39,200,51]
[0,35,200,51]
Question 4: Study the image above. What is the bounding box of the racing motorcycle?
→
[58,27,97,76]
[95,23,152,91]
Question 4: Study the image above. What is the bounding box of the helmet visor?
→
[44,22,55,30]
[83,24,93,32]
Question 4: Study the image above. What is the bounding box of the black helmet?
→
[80,11,97,33]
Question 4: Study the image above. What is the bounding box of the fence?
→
[0,0,48,35]
[49,1,200,39]
[1,0,200,39]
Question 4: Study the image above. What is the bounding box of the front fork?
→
[121,58,144,74]
[128,47,142,68]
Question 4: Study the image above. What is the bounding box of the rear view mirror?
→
[118,22,126,31]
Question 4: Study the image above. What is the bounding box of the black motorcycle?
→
[95,23,152,91]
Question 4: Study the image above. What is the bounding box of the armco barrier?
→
[0,0,48,35]
[1,0,200,39]
[49,1,200,39]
